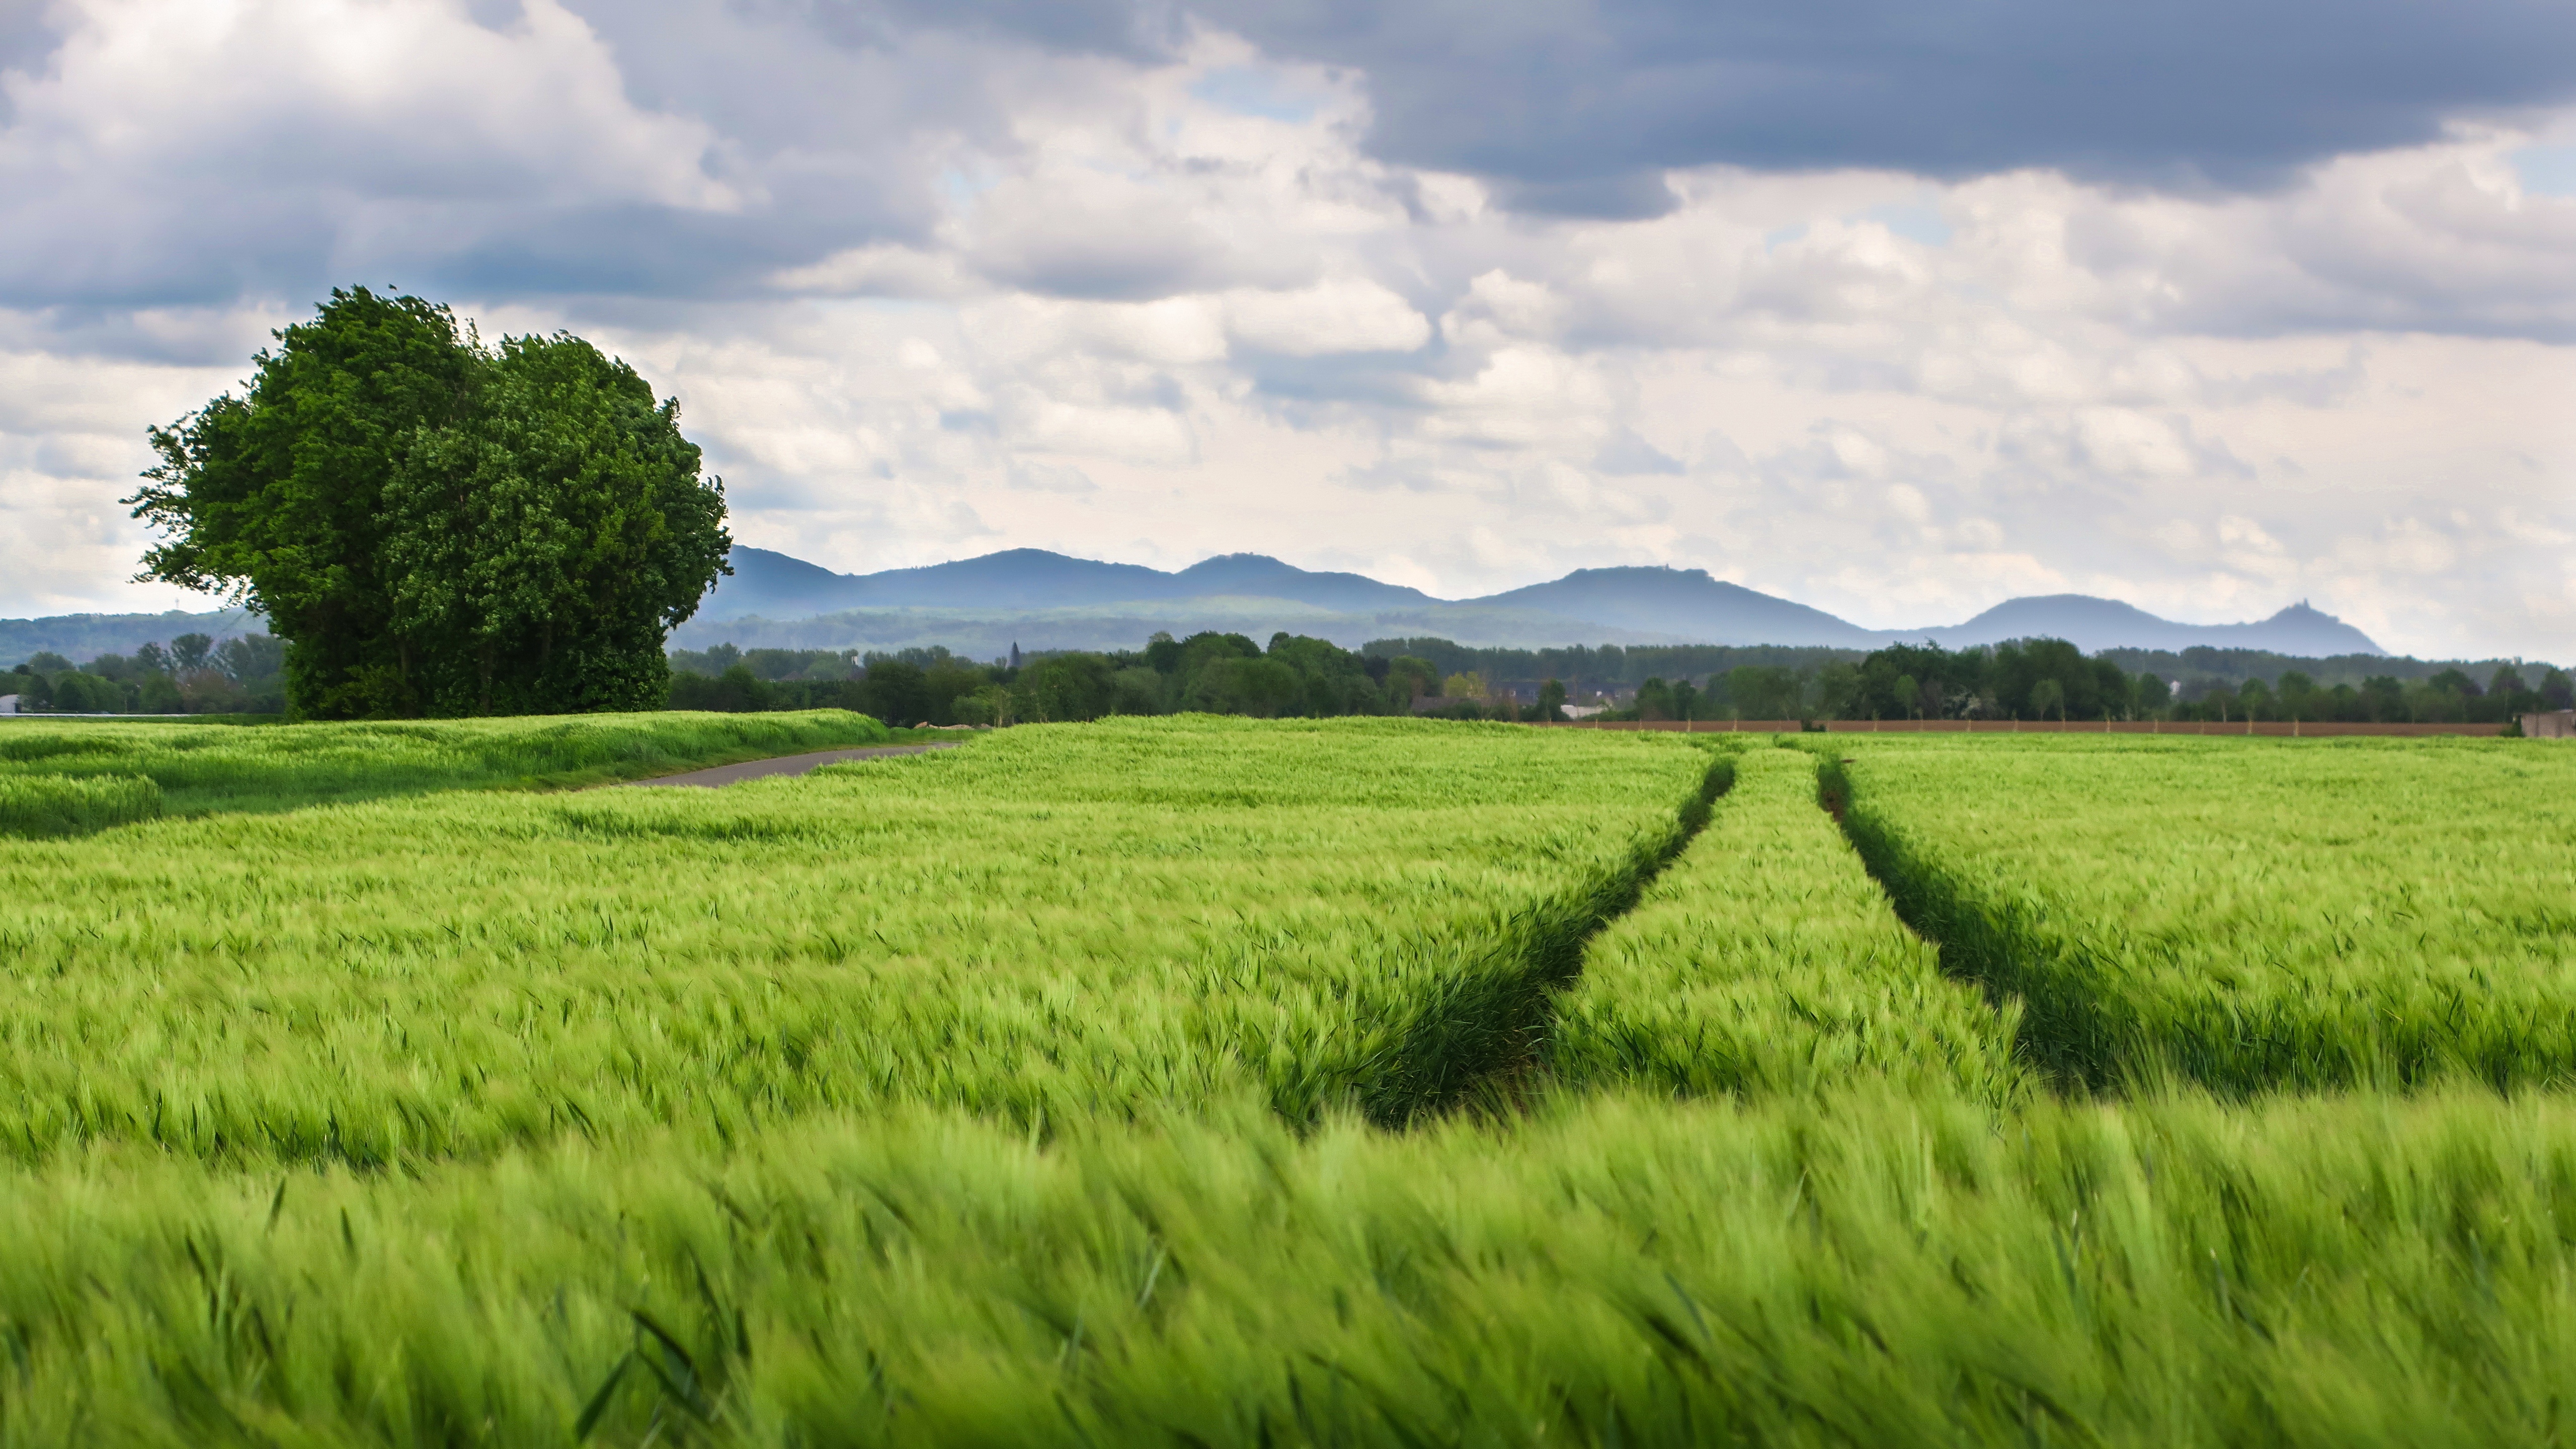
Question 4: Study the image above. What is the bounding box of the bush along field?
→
[6,715,2576,1444]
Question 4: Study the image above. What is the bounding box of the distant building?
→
[0,694,16,714]
[2525,710,2575,739]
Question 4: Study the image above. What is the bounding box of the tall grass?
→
[1826,735,2576,1092]
[1550,744,2027,1103]
[5,1090,2575,1445]
[0,709,893,816]
[0,717,1714,1164]
[0,773,162,838]
[10,719,2569,1442]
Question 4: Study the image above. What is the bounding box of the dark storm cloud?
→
[787,0,1176,60]
[0,3,69,126]
[1136,0,2576,211]
[7,0,2572,329]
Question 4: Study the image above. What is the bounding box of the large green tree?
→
[128,289,729,717]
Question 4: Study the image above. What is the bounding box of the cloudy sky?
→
[4,0,2573,658]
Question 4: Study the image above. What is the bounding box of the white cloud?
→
[1225,280,1427,356]
[0,7,2570,661]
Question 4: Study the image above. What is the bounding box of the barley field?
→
[0,709,894,826]
[0,713,2569,1445]
[1826,735,2576,1092]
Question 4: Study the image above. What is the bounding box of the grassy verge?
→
[0,710,895,817]
[1550,744,2027,1104]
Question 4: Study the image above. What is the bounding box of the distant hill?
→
[1472,567,1885,648]
[1914,596,2383,656]
[700,547,1435,621]
[0,608,261,667]
[702,546,2388,657]
[2,550,2401,670]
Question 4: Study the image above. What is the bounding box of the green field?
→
[1550,745,2026,1104]
[1,714,2570,1444]
[1826,735,2576,1092]
[0,710,896,829]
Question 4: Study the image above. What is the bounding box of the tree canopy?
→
[128,288,730,718]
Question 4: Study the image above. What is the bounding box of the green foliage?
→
[2029,677,2067,719]
[383,333,730,715]
[1364,637,1858,694]
[669,629,1412,723]
[129,289,728,718]
[129,289,478,716]
[1831,736,2576,1092]
[1550,747,2026,1103]
[1847,639,2151,721]
[1634,676,1676,720]
[46,670,117,713]
[1382,654,1441,703]
[1721,664,1805,720]
[1016,650,1118,721]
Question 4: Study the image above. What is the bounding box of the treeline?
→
[667,633,1516,723]
[1363,636,2573,721]
[1824,641,2570,725]
[2167,664,2569,726]
[5,634,288,714]
[1361,639,1856,695]
[663,631,2576,728]
[2095,645,2568,693]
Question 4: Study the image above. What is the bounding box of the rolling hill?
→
[2,549,2396,667]
[1917,596,2383,657]
[690,547,2387,657]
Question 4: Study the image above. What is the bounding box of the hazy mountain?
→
[1167,554,1436,612]
[700,546,1435,621]
[1909,596,2383,656]
[697,547,2390,657]
[2,550,2395,670]
[696,548,878,621]
[0,608,262,667]
[1471,567,1886,648]
[667,600,1703,658]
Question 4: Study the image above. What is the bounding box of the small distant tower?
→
[1009,641,1022,669]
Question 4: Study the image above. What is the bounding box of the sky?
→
[3,0,2573,659]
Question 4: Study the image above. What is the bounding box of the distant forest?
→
[6,634,287,715]
[667,632,2576,727]
[11,624,2566,727]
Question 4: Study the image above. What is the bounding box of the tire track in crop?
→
[1524,745,2027,1108]
[1426,747,1738,1120]
[1815,754,2111,1093]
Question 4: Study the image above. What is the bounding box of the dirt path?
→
[608,742,960,788]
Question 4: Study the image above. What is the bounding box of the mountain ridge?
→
[0,549,2392,665]
[700,546,2386,656]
